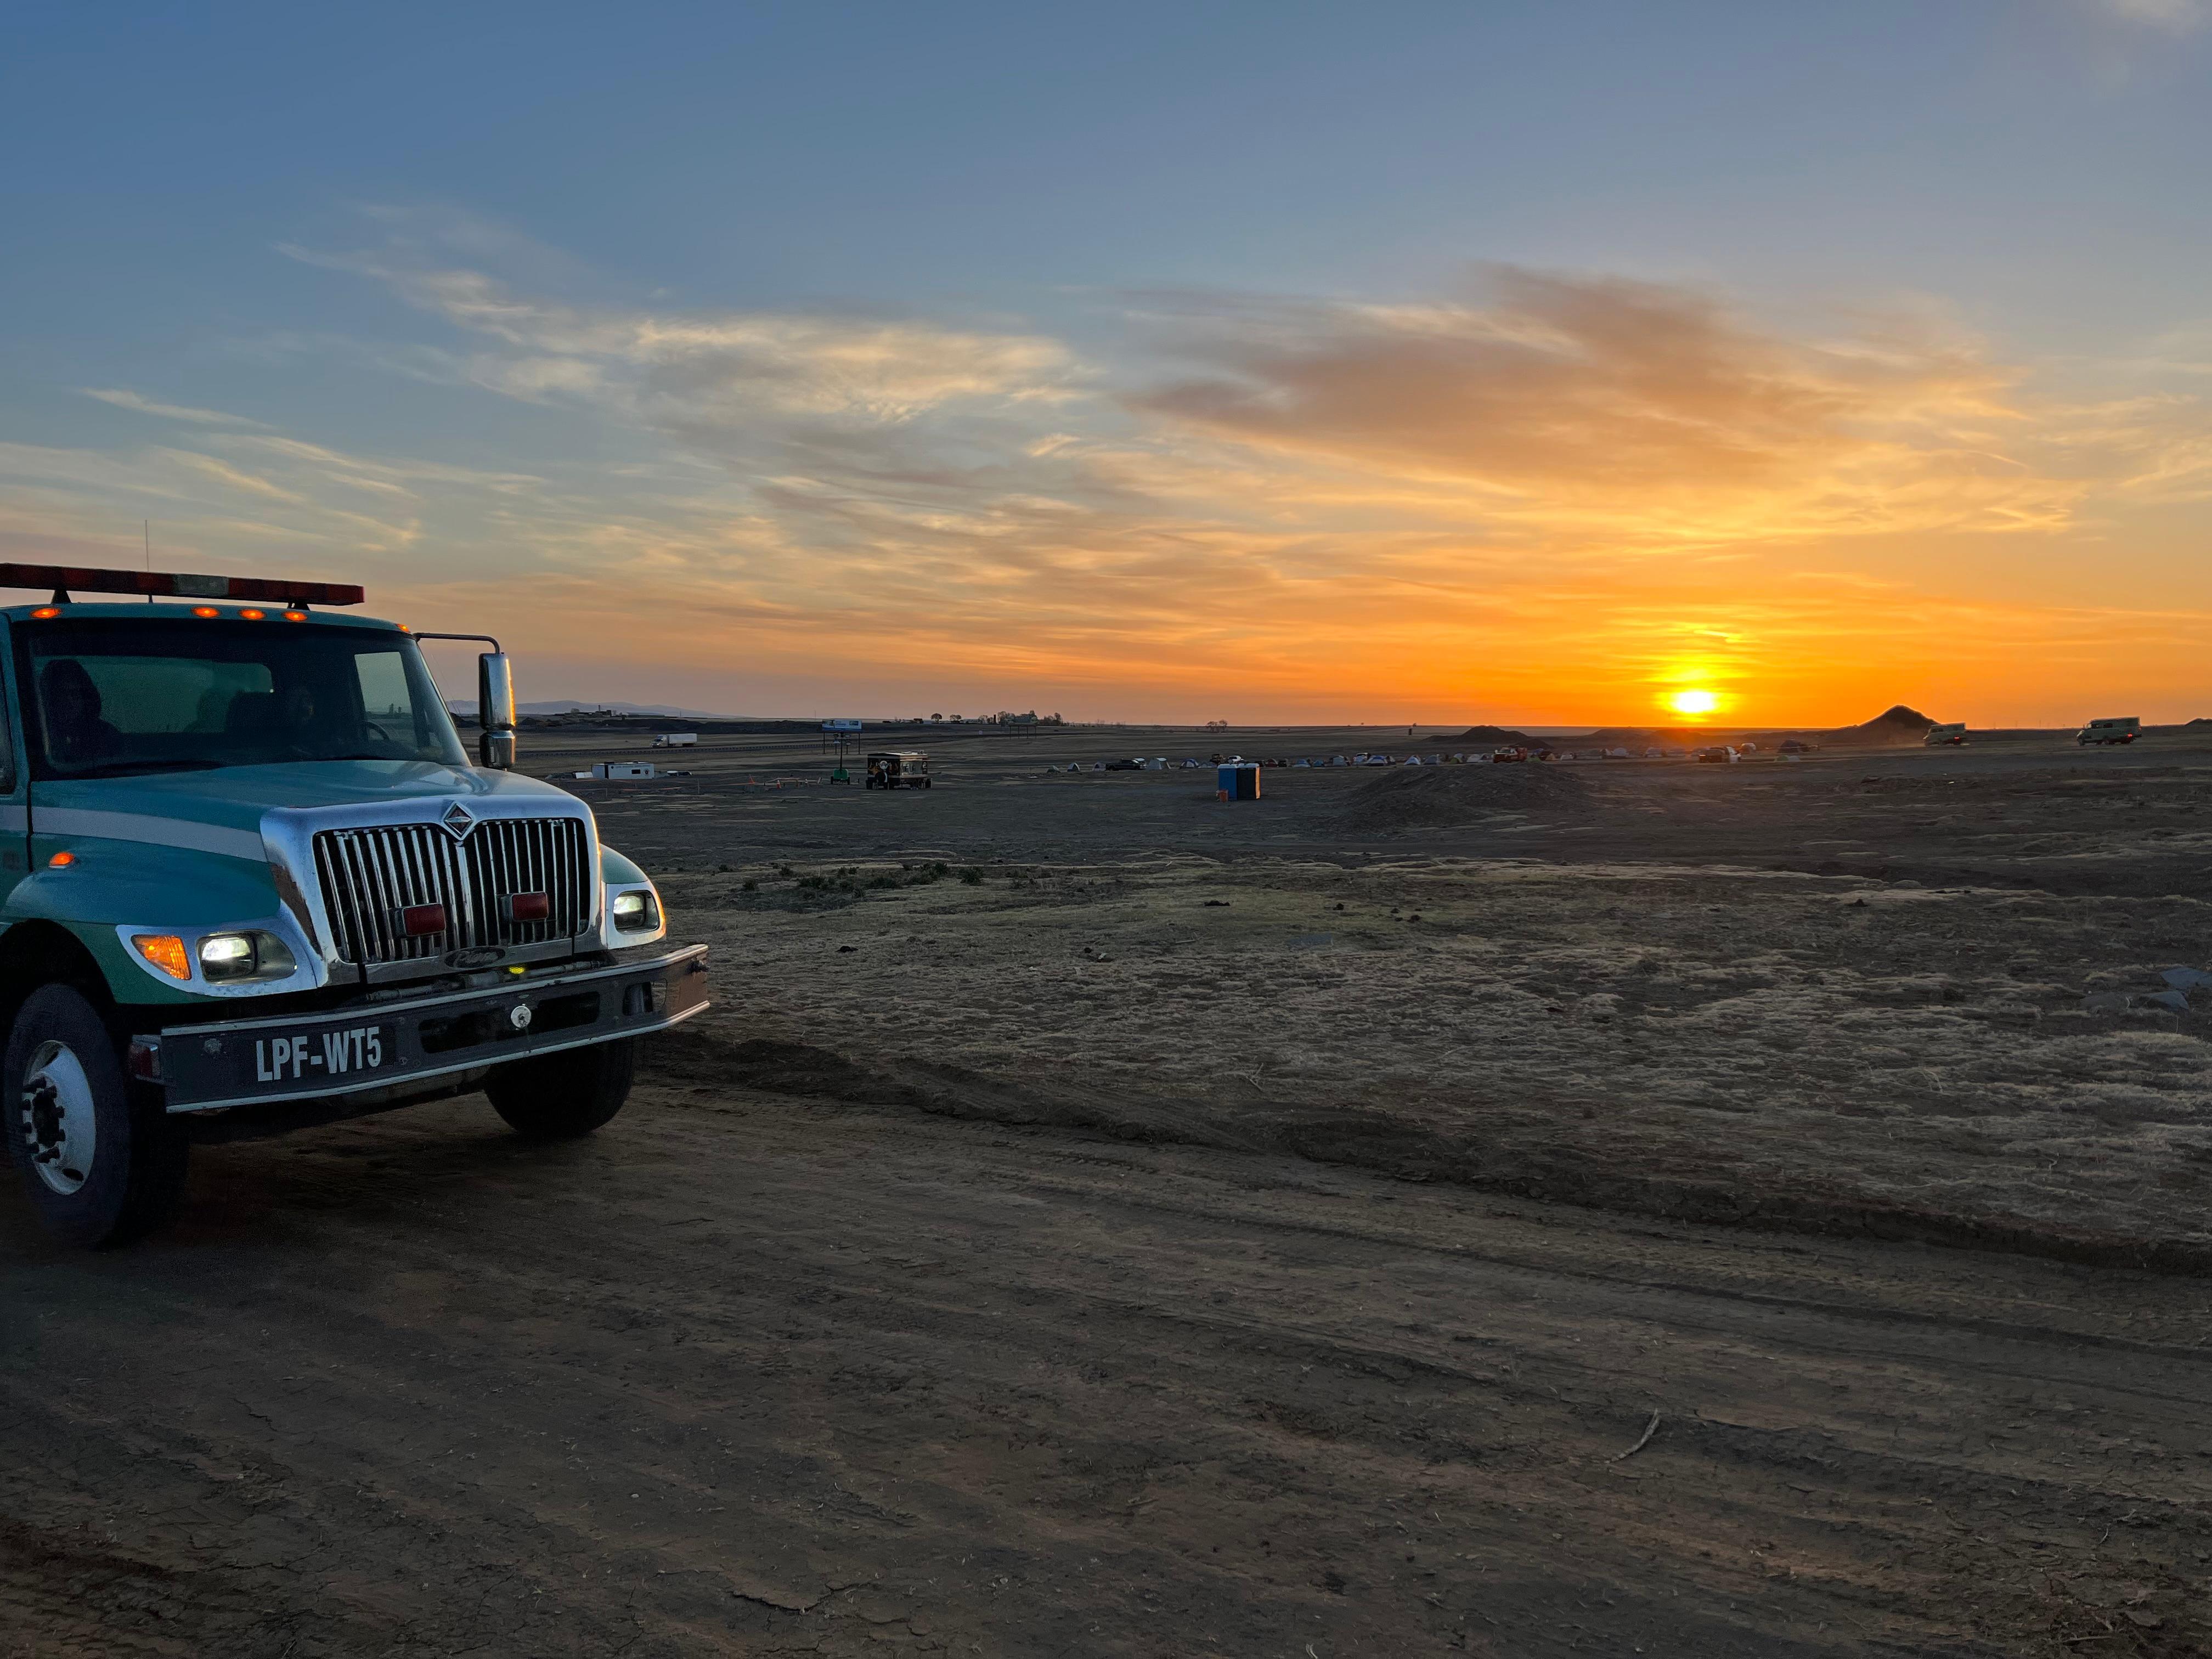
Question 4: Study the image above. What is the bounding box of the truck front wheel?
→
[484,1039,636,1140]
[5,984,189,1248]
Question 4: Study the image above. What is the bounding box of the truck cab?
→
[0,563,708,1247]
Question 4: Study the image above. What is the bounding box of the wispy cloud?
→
[80,388,269,427]
[159,449,309,505]
[2076,0,2209,32]
[279,240,1078,428]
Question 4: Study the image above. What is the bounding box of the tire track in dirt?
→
[4,1087,2207,1655]
[644,1026,2212,1276]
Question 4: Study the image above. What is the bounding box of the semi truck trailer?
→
[0,562,709,1247]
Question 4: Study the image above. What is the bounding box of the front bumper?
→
[142,944,710,1114]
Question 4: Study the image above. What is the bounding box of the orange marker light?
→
[46,850,74,868]
[191,606,220,618]
[283,610,307,622]
[132,934,191,980]
[29,606,58,619]
[239,607,266,621]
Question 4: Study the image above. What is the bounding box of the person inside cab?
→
[38,659,122,766]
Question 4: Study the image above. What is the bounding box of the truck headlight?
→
[199,930,298,984]
[610,889,660,933]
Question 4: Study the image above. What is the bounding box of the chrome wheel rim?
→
[20,1041,97,1197]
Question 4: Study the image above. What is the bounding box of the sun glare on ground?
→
[1666,689,1720,718]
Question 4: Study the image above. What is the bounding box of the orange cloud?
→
[1130,269,2073,546]
[16,240,2212,726]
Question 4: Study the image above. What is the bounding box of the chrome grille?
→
[312,817,593,967]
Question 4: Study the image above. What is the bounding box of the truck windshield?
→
[20,618,469,780]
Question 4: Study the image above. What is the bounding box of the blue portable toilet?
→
[1216,763,1260,800]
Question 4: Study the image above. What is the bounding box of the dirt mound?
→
[1813,704,1937,747]
[1334,761,1593,833]
[1742,704,1939,750]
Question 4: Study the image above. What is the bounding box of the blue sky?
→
[5,1,2211,722]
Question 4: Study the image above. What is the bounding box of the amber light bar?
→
[0,563,365,607]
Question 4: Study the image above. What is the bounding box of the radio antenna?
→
[145,521,153,600]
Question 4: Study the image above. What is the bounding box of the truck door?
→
[0,619,25,905]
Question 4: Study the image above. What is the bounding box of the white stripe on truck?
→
[34,808,264,861]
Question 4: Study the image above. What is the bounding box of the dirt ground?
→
[3,726,2210,1656]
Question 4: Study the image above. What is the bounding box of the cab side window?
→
[0,627,16,792]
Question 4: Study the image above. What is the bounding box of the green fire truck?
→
[0,562,708,1247]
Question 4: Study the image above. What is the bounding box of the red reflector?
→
[506,891,550,921]
[400,902,447,937]
[127,1039,163,1082]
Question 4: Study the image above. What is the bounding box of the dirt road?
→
[4,1080,2206,1657]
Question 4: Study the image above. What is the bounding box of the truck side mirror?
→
[478,651,517,770]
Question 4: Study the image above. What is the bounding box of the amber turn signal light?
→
[46,850,75,868]
[191,606,220,618]
[132,934,191,980]
[239,607,266,620]
[29,606,58,619]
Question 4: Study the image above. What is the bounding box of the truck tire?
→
[5,984,189,1248]
[484,1039,635,1140]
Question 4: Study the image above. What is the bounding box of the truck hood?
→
[33,760,580,837]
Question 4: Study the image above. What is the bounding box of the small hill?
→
[1461,708,1939,751]
[1733,705,1937,750]
[1816,705,1937,747]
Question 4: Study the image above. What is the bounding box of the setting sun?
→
[1667,690,1720,717]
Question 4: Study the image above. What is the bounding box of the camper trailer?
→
[1923,722,1967,747]
[864,751,932,789]
[2077,716,2141,747]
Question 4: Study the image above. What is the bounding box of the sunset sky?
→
[6,1,2212,726]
